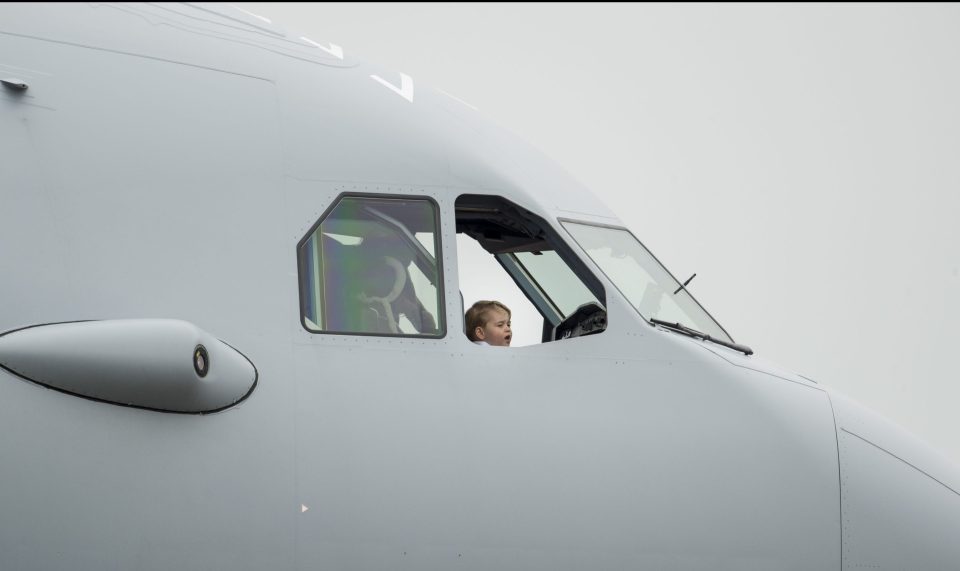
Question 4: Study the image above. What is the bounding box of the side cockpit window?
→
[298,195,444,337]
[456,194,606,345]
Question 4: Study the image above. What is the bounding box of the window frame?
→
[296,192,447,339]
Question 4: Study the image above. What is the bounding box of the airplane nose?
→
[828,389,960,569]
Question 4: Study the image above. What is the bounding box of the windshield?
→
[562,221,732,343]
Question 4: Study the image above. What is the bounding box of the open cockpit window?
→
[456,195,606,345]
[298,195,444,337]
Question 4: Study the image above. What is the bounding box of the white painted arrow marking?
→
[370,72,414,103]
[301,504,309,513]
[300,37,344,60]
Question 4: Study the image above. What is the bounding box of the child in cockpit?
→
[465,300,512,346]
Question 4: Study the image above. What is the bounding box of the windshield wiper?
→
[650,318,753,356]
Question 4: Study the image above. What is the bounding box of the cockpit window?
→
[562,220,732,343]
[456,195,606,345]
[298,195,444,337]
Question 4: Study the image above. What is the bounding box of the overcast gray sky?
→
[239,3,960,463]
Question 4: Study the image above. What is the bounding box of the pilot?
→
[465,300,512,346]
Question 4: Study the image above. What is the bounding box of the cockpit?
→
[297,192,731,347]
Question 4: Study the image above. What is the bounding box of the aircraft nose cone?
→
[828,389,960,569]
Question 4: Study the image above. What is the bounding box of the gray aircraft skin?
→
[1,4,959,570]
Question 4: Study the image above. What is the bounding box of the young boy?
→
[465,300,512,346]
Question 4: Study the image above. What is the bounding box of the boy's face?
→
[476,308,512,346]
